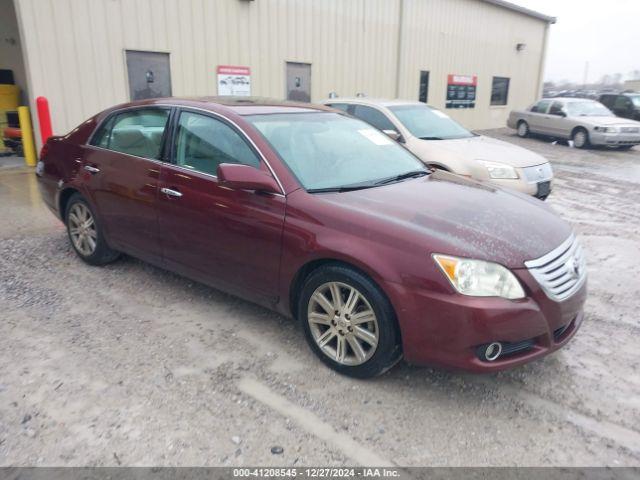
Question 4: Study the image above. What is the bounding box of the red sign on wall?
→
[447,74,478,86]
[217,65,251,76]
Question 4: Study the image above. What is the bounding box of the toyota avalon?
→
[36,97,587,378]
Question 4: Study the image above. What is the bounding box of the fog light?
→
[479,342,502,362]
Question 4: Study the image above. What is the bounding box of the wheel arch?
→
[288,257,403,347]
[58,187,81,219]
[571,125,589,138]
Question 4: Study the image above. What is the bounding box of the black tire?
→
[298,263,401,378]
[572,128,590,149]
[65,193,120,266]
[517,121,529,138]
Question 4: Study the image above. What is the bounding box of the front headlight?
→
[433,254,525,299]
[595,126,618,133]
[477,160,519,179]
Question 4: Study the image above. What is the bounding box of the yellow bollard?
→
[17,106,37,167]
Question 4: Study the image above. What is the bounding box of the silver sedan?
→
[507,98,640,150]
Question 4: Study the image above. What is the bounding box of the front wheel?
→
[572,128,590,149]
[298,264,401,378]
[65,193,120,265]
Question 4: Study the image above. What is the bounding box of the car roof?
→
[544,97,597,103]
[321,97,425,108]
[105,96,333,116]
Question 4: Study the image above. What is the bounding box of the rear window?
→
[90,108,170,160]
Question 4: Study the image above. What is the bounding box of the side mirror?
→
[559,111,567,117]
[382,129,402,142]
[217,163,281,194]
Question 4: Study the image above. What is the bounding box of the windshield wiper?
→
[419,136,444,140]
[374,170,429,186]
[307,184,377,193]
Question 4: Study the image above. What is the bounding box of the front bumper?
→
[384,272,587,372]
[590,131,640,146]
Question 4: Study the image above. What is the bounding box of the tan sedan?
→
[323,98,554,199]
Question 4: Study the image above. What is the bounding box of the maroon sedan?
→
[36,97,587,378]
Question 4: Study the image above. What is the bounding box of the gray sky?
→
[512,0,640,83]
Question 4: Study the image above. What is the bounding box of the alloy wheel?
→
[573,130,587,148]
[307,281,379,366]
[68,203,98,256]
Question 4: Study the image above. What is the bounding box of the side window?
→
[531,100,551,113]
[352,105,395,132]
[490,77,510,106]
[599,96,613,108]
[174,111,260,176]
[327,103,350,113]
[91,108,170,159]
[549,102,565,116]
[614,96,631,110]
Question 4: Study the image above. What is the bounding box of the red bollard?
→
[36,96,53,145]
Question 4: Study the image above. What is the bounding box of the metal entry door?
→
[125,50,172,101]
[286,62,311,102]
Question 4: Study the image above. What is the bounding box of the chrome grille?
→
[621,127,639,133]
[524,234,587,302]
[522,163,553,183]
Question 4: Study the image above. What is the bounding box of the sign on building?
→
[446,74,477,109]
[217,65,251,96]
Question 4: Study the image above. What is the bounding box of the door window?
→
[549,102,565,116]
[173,111,260,175]
[90,108,170,160]
[531,100,552,113]
[614,96,632,110]
[352,105,395,132]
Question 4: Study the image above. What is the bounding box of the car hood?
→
[311,171,572,268]
[573,115,640,126]
[411,135,548,168]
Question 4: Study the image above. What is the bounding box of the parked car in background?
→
[508,98,640,150]
[323,98,554,200]
[36,97,586,378]
[598,92,640,121]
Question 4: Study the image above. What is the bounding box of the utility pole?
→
[583,61,589,89]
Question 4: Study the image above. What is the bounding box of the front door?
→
[125,50,172,101]
[286,62,311,102]
[84,107,171,263]
[158,109,286,304]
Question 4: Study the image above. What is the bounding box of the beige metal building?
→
[3,0,554,147]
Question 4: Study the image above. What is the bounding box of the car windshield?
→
[565,101,613,117]
[246,112,428,192]
[630,95,640,107]
[388,104,474,140]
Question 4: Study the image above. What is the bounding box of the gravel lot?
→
[1,132,639,467]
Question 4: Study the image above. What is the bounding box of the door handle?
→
[161,187,183,198]
[84,165,100,174]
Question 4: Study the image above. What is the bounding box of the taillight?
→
[39,142,50,161]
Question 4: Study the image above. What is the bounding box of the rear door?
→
[157,109,286,304]
[527,100,553,134]
[84,107,171,263]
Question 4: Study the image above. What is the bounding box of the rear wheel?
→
[65,193,120,265]
[572,128,590,149]
[517,121,530,138]
[298,264,401,378]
